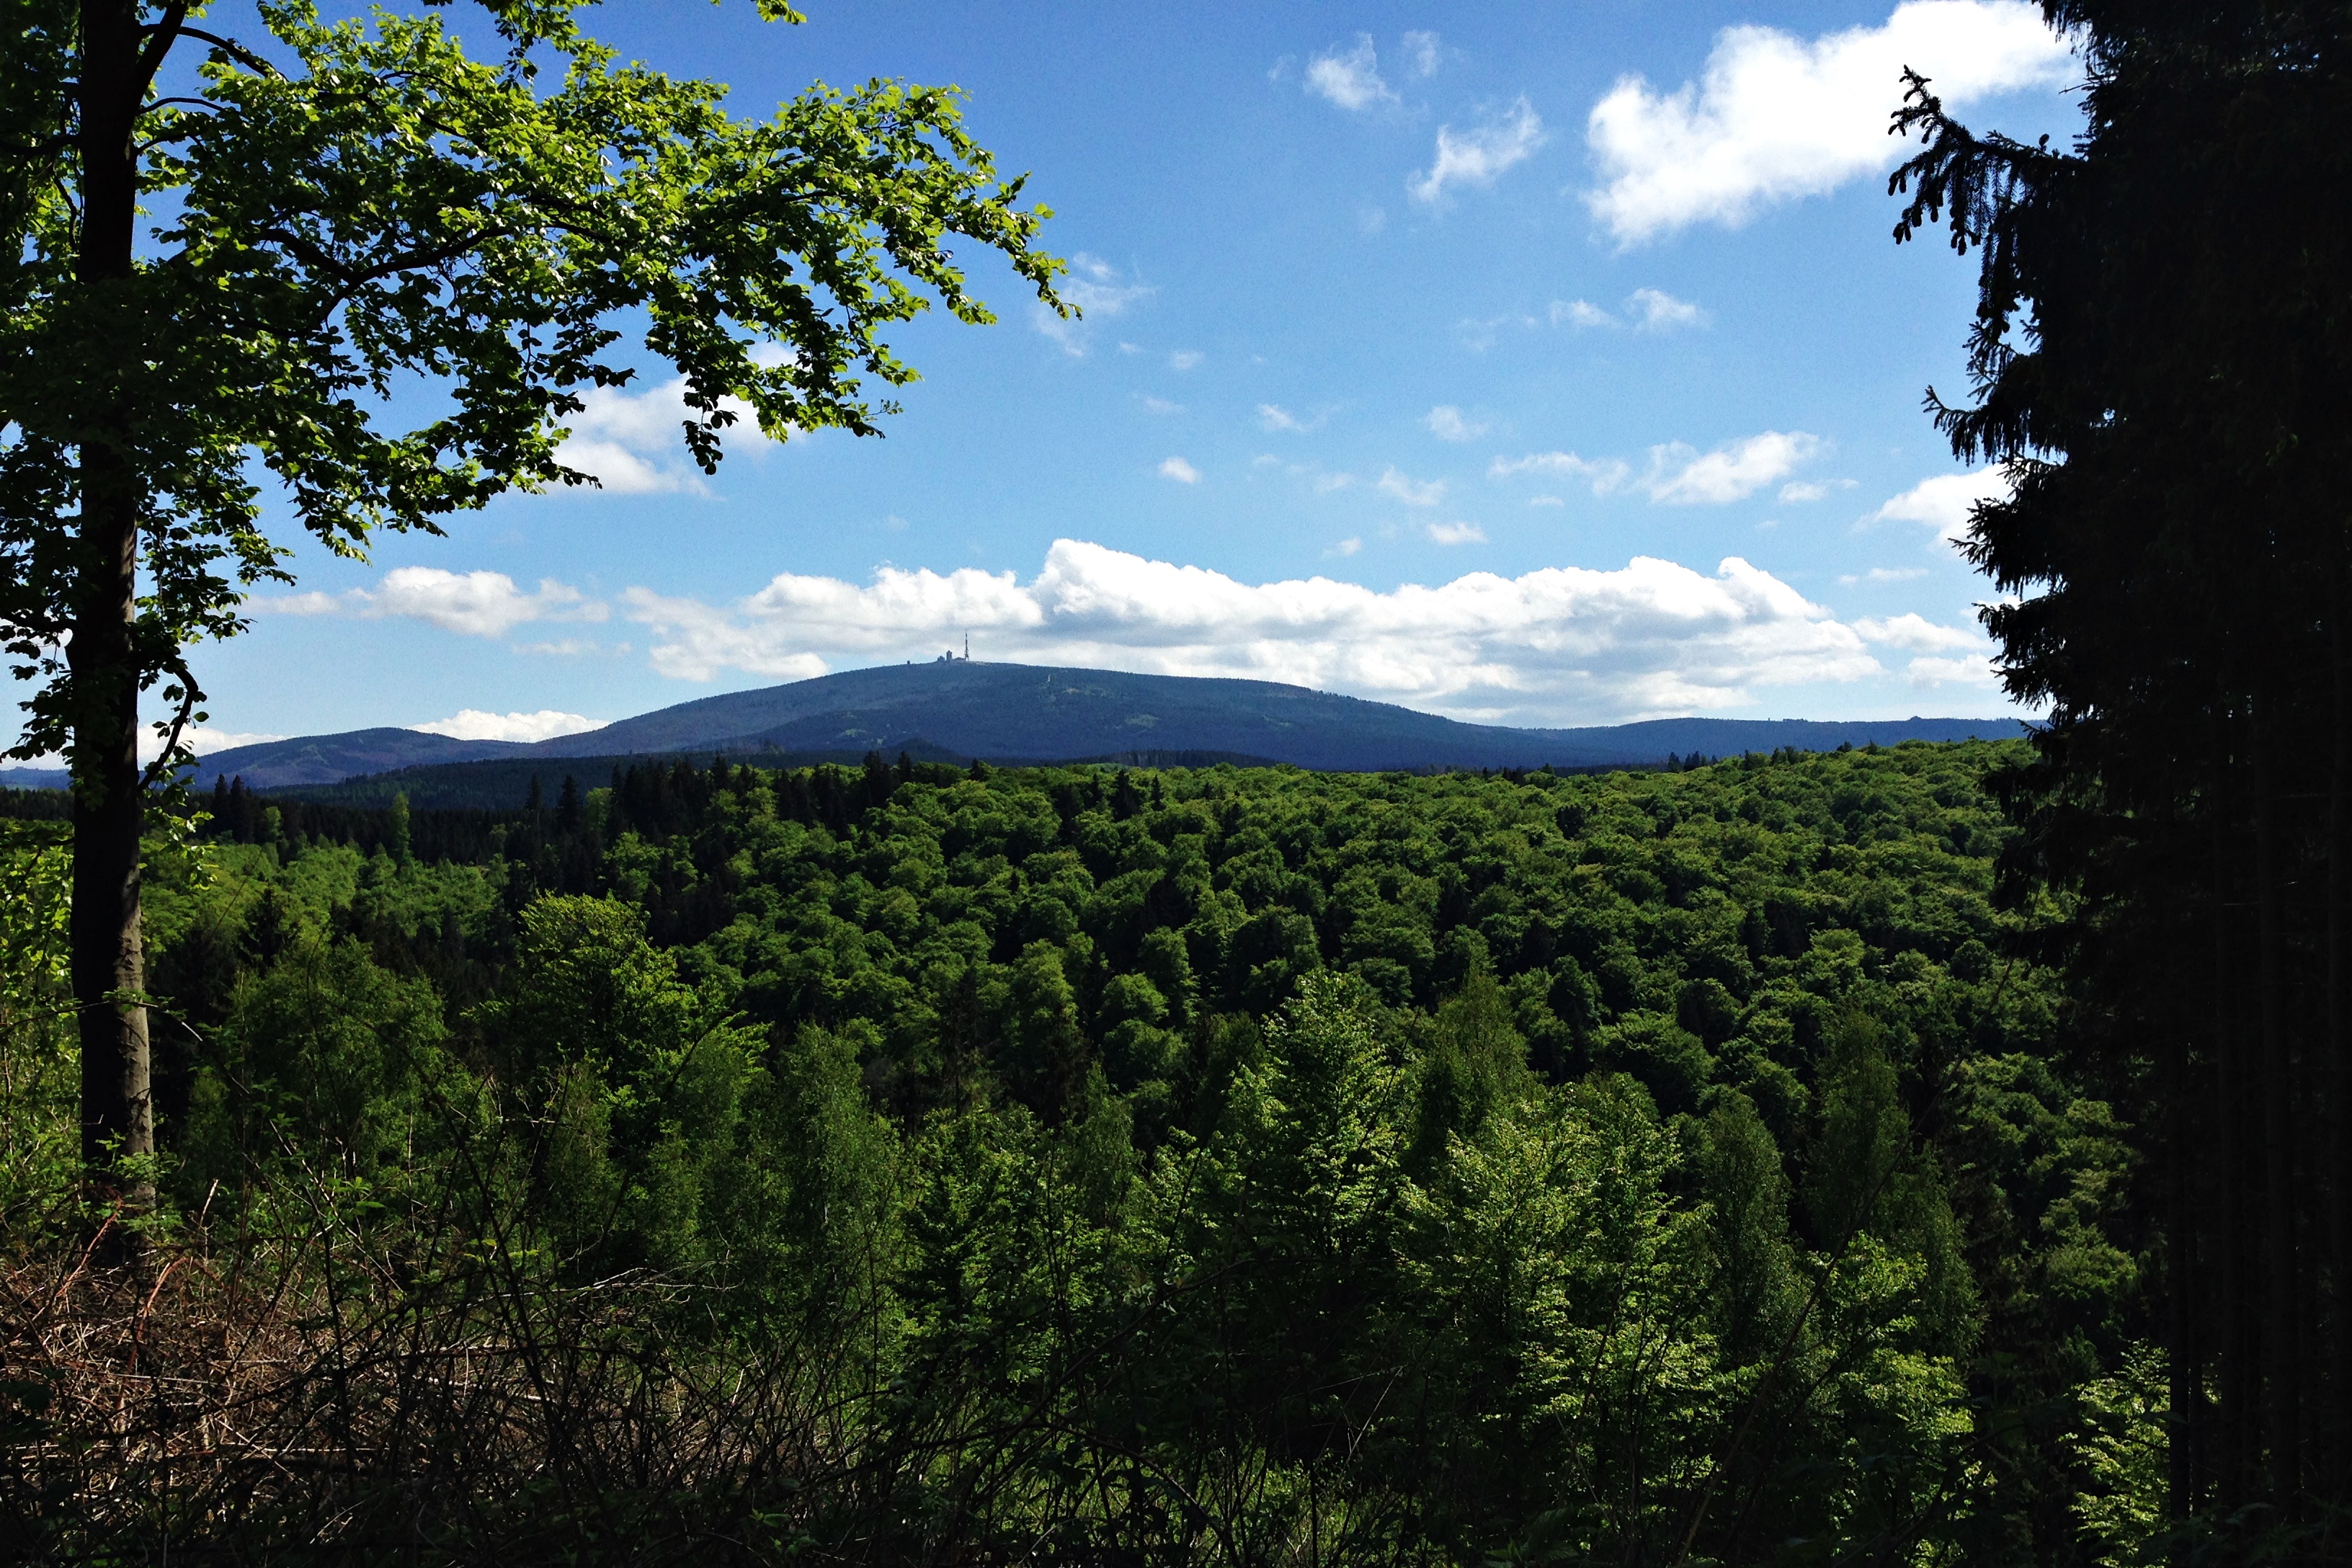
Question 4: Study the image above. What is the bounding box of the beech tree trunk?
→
[71,0,153,1200]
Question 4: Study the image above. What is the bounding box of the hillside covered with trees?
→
[1,742,2160,1562]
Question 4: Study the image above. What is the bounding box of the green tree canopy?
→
[0,0,1064,1190]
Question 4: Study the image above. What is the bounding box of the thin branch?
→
[0,137,73,163]
[175,27,284,81]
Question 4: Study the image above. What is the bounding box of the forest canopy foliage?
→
[0,744,2157,1564]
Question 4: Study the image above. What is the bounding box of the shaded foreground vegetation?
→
[1,744,2163,1564]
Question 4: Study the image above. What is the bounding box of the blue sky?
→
[109,1,2088,752]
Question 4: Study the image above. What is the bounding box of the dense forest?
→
[13,1,2352,1562]
[1,744,2166,1562]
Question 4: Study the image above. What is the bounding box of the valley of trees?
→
[4,743,2164,1562]
[9,0,2352,1562]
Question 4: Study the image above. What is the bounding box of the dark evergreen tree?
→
[1891,0,2352,1537]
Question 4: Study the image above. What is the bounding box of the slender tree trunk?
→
[2332,545,2352,1507]
[2252,701,2301,1512]
[71,0,153,1203]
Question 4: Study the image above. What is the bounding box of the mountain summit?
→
[0,661,2023,794]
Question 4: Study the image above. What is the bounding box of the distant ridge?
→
[0,660,2027,798]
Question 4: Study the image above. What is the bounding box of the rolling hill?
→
[0,660,2026,799]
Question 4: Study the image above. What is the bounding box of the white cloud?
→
[1168,349,1203,370]
[1587,1,2075,244]
[1402,30,1442,78]
[1779,481,1830,502]
[1628,287,1706,330]
[1425,405,1487,442]
[1553,298,1618,329]
[1307,35,1395,110]
[1141,395,1183,415]
[618,538,1884,725]
[1035,254,1154,355]
[1428,521,1488,545]
[413,710,607,744]
[1378,466,1447,506]
[1159,456,1202,484]
[1838,566,1930,584]
[552,375,774,494]
[1411,97,1546,203]
[1550,288,1705,331]
[190,728,286,756]
[1492,432,1818,504]
[1871,468,2010,545]
[1258,403,1314,432]
[250,569,606,638]
[1327,537,1363,558]
[1456,311,1541,351]
[1853,611,1982,653]
[1528,494,1566,507]
[370,568,602,637]
[1638,431,1822,504]
[1490,450,1631,492]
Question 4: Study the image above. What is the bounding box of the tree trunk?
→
[71,0,152,1204]
[2331,548,2352,1505]
[2252,701,2301,1511]
[2213,708,2250,1513]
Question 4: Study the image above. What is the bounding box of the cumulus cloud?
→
[1159,456,1202,484]
[616,539,1883,724]
[1378,466,1448,506]
[1327,537,1363,558]
[1550,288,1706,331]
[1427,521,1488,545]
[413,710,607,744]
[1035,254,1154,355]
[1411,97,1546,202]
[1586,1,2075,244]
[1627,287,1706,330]
[1853,612,1982,653]
[1307,35,1395,110]
[1639,432,1822,504]
[1425,405,1487,442]
[369,569,602,636]
[1871,468,2010,546]
[554,375,772,494]
[249,568,606,638]
[1491,431,1819,504]
[1257,403,1317,432]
